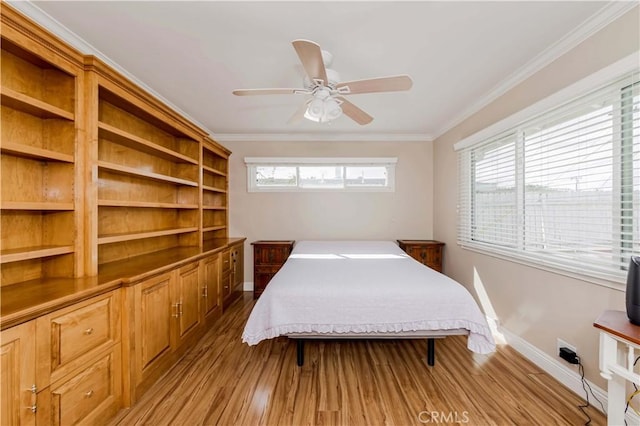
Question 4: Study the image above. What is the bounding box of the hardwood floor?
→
[110,293,606,425]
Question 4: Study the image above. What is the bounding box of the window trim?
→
[244,157,397,193]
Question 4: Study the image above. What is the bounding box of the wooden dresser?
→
[252,241,294,299]
[397,240,445,272]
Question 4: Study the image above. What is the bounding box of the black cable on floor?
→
[576,356,605,426]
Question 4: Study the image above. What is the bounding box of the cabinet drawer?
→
[49,293,119,374]
[221,271,231,298]
[254,246,291,265]
[49,347,122,426]
[407,247,441,265]
[221,250,231,272]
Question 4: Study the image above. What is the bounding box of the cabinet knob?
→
[85,390,94,398]
[84,327,94,335]
[30,384,37,394]
[29,405,37,413]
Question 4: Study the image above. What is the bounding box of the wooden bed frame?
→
[287,329,469,367]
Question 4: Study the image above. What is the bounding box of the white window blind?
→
[458,70,640,283]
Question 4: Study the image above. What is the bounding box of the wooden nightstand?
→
[397,240,445,272]
[251,240,294,299]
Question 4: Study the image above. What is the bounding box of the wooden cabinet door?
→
[0,321,37,426]
[173,262,201,347]
[134,272,173,382]
[201,254,220,320]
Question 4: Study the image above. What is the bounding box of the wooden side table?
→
[397,240,445,272]
[251,240,294,299]
[594,310,640,425]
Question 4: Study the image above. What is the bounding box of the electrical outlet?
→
[557,338,577,358]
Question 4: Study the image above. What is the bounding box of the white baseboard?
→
[243,281,253,292]
[499,325,640,424]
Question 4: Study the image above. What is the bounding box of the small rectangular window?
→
[245,157,397,192]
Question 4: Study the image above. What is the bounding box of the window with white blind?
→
[457,65,639,284]
[244,157,396,192]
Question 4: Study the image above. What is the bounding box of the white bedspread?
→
[242,240,495,354]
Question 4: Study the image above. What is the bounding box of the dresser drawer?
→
[253,242,294,265]
[50,298,110,369]
[254,247,289,265]
[397,240,445,273]
[41,291,121,383]
[48,347,122,426]
[407,246,441,266]
[221,249,231,272]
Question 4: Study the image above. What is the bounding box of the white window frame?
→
[455,52,640,288]
[245,157,397,192]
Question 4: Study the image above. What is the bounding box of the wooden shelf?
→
[202,185,226,193]
[1,201,74,211]
[203,226,226,233]
[98,200,198,209]
[98,122,198,165]
[98,227,199,245]
[98,161,198,187]
[1,142,74,163]
[202,206,227,210]
[202,164,227,177]
[1,245,74,264]
[1,87,74,120]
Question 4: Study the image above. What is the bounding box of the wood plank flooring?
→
[110,293,606,425]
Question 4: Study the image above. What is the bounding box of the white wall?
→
[433,7,639,389]
[226,139,434,282]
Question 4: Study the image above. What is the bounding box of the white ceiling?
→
[19,1,631,141]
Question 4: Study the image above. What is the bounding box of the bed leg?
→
[297,339,304,366]
[427,338,435,366]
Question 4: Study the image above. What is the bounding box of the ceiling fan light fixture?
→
[307,98,325,119]
[304,95,342,123]
[324,98,342,121]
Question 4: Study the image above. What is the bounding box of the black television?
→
[626,256,640,325]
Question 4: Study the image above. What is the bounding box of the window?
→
[245,157,396,192]
[457,68,639,284]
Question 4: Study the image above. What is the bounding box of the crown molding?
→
[433,1,639,140]
[212,133,433,143]
[7,0,214,136]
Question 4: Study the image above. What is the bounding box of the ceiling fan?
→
[232,39,413,125]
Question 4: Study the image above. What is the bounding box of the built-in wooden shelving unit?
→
[1,6,241,423]
[201,137,230,243]
[85,68,205,273]
[0,30,84,286]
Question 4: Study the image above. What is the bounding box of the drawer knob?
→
[84,328,94,335]
[29,405,37,413]
[85,390,94,398]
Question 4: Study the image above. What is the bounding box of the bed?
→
[242,240,495,366]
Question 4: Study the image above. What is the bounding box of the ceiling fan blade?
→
[336,75,413,95]
[337,97,373,125]
[288,100,310,124]
[232,88,308,96]
[292,39,328,84]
